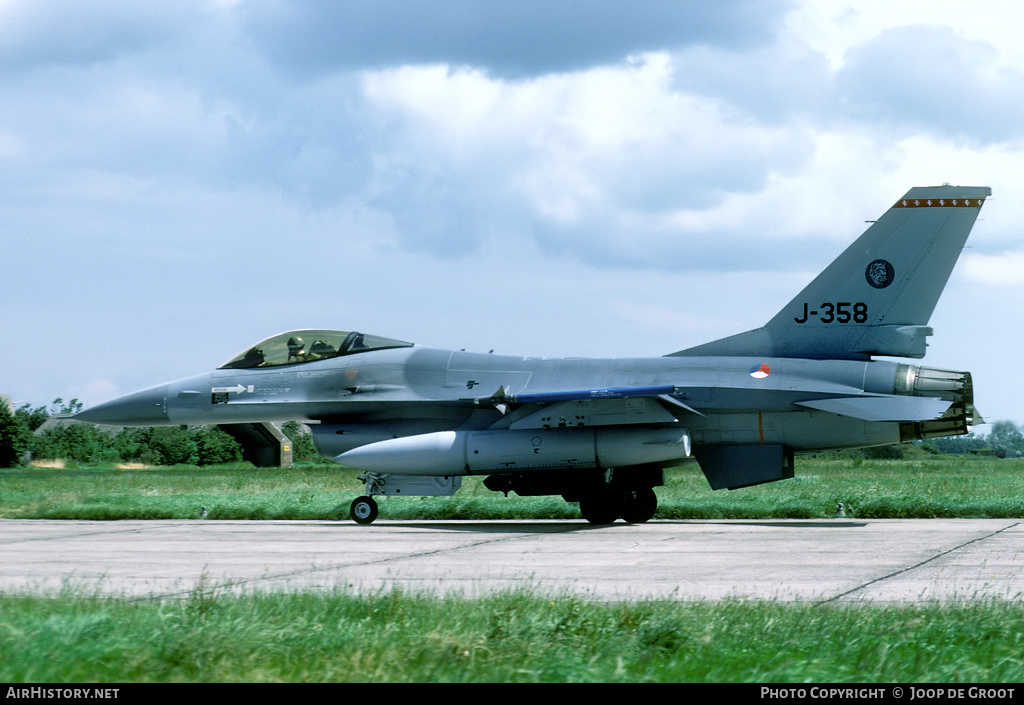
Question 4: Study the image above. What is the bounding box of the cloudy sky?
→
[3,0,1022,429]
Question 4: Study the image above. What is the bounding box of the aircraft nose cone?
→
[73,384,171,426]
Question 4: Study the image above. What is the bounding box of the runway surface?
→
[1,518,1021,602]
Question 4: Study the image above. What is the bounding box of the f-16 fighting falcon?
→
[76,185,990,524]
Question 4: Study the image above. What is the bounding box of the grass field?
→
[2,453,1021,682]
[1,453,1022,521]
[2,588,1023,682]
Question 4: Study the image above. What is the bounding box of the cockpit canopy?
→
[219,330,413,370]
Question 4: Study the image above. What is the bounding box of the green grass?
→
[2,454,1022,683]
[660,455,1024,520]
[1,588,1021,682]
[1,454,1022,521]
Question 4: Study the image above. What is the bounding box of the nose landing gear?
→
[350,496,379,524]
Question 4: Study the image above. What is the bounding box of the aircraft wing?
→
[503,384,677,404]
[474,383,953,428]
[471,384,703,430]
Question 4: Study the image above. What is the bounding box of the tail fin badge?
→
[865,259,895,289]
[895,198,985,208]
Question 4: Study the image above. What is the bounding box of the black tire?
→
[579,486,621,525]
[620,486,657,524]
[350,496,379,524]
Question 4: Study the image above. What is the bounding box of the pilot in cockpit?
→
[287,336,307,363]
[308,340,337,360]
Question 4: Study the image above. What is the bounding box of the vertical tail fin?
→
[671,185,990,360]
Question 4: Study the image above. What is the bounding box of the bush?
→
[195,427,243,465]
[31,422,120,464]
[282,421,319,462]
[31,424,243,467]
[0,402,31,468]
[144,428,199,466]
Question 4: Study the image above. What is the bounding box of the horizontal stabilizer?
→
[796,395,952,422]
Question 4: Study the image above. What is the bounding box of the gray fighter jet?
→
[76,185,990,524]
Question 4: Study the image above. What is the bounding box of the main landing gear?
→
[578,485,658,525]
[344,470,661,526]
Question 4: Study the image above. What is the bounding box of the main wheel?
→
[579,486,621,525]
[620,486,657,524]
[350,496,379,524]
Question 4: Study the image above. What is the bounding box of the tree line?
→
[922,420,1024,458]
[0,399,317,468]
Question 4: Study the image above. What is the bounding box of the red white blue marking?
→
[750,363,771,379]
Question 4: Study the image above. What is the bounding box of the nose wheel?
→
[350,496,379,524]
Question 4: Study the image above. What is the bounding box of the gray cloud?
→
[241,0,791,79]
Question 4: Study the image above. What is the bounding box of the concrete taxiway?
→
[0,518,1021,602]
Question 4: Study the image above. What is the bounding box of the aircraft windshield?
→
[219,330,413,369]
